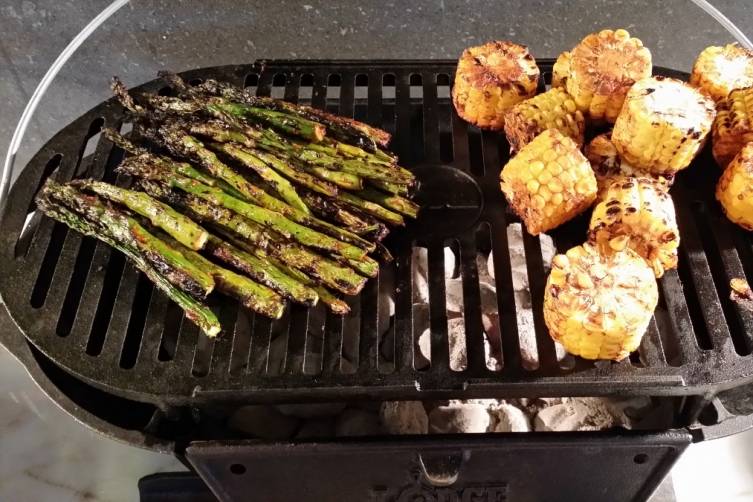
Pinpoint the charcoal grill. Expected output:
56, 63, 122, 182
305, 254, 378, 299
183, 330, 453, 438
3, 59, 753, 502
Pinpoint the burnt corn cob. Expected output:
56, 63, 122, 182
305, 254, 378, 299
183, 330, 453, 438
565, 29, 652, 122
716, 142, 753, 230
551, 51, 571, 88
452, 41, 539, 130
543, 243, 658, 361
504, 87, 585, 151
585, 133, 673, 199
500, 129, 597, 235
612, 76, 716, 174
690, 43, 753, 103
589, 177, 679, 278
712, 86, 753, 168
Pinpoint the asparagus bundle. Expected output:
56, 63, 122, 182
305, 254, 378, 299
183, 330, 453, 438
33, 73, 419, 338
37, 180, 221, 337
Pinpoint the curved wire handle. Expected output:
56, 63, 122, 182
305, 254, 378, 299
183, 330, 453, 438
690, 0, 753, 50
0, 0, 130, 206
1, 0, 751, 206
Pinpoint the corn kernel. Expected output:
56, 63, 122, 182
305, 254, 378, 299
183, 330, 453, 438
500, 129, 597, 235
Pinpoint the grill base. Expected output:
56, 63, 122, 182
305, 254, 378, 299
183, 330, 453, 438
2, 60, 753, 408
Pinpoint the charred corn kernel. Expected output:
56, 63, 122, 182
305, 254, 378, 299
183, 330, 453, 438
452, 41, 539, 130
503, 87, 585, 151
566, 29, 652, 122
551, 50, 571, 88
585, 133, 673, 199
612, 76, 716, 174
716, 142, 753, 230
589, 177, 679, 278
712, 86, 753, 168
543, 243, 658, 361
500, 129, 597, 235
690, 43, 753, 103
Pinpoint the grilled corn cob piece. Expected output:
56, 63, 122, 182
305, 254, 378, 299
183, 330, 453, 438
551, 51, 571, 88
612, 76, 716, 174
690, 43, 753, 103
503, 87, 585, 151
543, 243, 658, 361
716, 142, 753, 230
452, 41, 539, 130
500, 129, 597, 235
566, 29, 652, 122
712, 86, 753, 168
585, 133, 673, 199
589, 177, 679, 277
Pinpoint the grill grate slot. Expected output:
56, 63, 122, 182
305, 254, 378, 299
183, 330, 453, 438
3, 61, 751, 405
157, 300, 184, 361
523, 232, 557, 370
86, 250, 127, 356
100, 263, 141, 364
119, 274, 154, 369
489, 219, 522, 372
693, 202, 753, 355
209, 298, 240, 376
135, 289, 170, 366
674, 189, 731, 353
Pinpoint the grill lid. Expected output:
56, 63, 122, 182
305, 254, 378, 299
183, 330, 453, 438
2, 60, 753, 407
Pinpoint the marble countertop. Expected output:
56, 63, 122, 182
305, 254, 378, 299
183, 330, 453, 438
0, 346, 183, 501
2, 1, 753, 500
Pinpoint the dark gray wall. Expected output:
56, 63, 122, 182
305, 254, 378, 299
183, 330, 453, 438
1, 0, 751, 175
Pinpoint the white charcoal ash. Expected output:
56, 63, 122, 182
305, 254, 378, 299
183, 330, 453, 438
445, 278, 498, 318
514, 293, 540, 370
429, 402, 491, 433
444, 246, 458, 278
412, 247, 430, 304
413, 303, 431, 369
533, 397, 633, 431
448, 317, 467, 371
335, 408, 383, 437
412, 246, 458, 305
228, 405, 300, 440
380, 401, 429, 434
487, 224, 555, 289
417, 318, 467, 370
489, 403, 532, 432
477, 252, 495, 289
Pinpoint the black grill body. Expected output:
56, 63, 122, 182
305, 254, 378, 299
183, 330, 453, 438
3, 60, 753, 502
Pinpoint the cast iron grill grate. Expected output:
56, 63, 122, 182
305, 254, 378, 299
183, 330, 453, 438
3, 60, 753, 407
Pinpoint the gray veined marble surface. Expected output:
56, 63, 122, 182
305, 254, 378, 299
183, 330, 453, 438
2, 1, 753, 501
0, 349, 184, 501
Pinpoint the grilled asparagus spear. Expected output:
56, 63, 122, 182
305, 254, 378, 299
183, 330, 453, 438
357, 187, 420, 219
102, 127, 219, 187
369, 179, 412, 196
336, 191, 405, 226
38, 180, 215, 300
300, 191, 381, 236
73, 179, 209, 250
158, 233, 286, 319
149, 125, 374, 252
209, 142, 310, 213
205, 235, 319, 306
221, 231, 351, 315
36, 193, 221, 337
160, 72, 390, 151
139, 181, 367, 296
